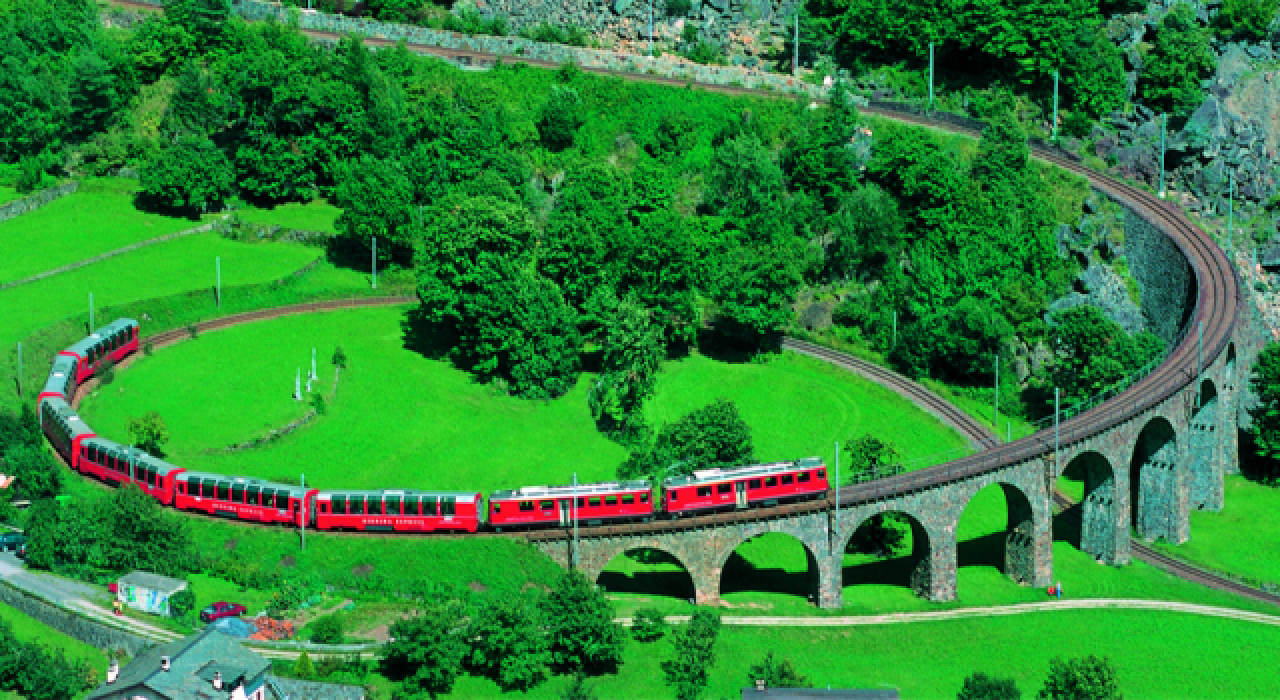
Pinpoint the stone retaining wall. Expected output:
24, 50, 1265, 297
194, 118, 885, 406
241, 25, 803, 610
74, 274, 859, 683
0, 580, 152, 656
0, 182, 79, 224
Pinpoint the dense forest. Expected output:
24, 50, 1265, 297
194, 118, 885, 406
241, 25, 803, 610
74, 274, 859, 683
1, 0, 1167, 472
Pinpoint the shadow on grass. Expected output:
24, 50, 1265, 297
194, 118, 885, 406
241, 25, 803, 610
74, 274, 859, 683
597, 549, 695, 601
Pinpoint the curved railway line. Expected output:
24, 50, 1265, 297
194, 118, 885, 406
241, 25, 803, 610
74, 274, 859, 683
78, 4, 1263, 603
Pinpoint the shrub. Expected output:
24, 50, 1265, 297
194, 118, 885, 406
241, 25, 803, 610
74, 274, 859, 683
960, 671, 1021, 700
169, 585, 196, 619
332, 345, 347, 368
631, 608, 667, 642
293, 650, 315, 679
14, 156, 44, 194
667, 0, 691, 16
310, 613, 345, 644
311, 393, 327, 416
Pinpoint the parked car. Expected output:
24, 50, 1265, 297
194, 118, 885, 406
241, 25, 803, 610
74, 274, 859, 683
0, 532, 25, 552
14, 543, 26, 560
199, 602, 246, 623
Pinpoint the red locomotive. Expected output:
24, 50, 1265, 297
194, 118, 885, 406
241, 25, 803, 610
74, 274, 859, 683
59, 319, 139, 385
39, 397, 95, 470
312, 490, 483, 533
77, 438, 186, 505
174, 471, 316, 527
662, 457, 828, 516
488, 480, 654, 530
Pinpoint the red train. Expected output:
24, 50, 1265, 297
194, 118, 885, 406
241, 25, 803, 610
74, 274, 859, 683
38, 318, 833, 536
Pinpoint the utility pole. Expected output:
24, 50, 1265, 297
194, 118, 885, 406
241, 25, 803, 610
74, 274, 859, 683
300, 473, 306, 552
15, 343, 21, 397
1228, 171, 1234, 255
572, 472, 579, 569
891, 311, 897, 350
1158, 113, 1168, 198
649, 0, 654, 57
1054, 388, 1060, 467
216, 257, 221, 308
89, 293, 95, 333
371, 237, 377, 290
834, 442, 839, 513
793, 14, 799, 76
1197, 320, 1204, 409
1052, 70, 1059, 142
994, 355, 999, 439
928, 42, 934, 111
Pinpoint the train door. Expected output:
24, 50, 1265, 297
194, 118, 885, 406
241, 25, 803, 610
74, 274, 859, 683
734, 481, 747, 509
559, 499, 571, 526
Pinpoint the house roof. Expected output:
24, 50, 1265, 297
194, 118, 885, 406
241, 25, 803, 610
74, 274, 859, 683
118, 571, 188, 594
87, 626, 269, 700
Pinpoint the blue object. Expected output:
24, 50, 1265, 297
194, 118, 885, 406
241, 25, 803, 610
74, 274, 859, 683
213, 616, 257, 638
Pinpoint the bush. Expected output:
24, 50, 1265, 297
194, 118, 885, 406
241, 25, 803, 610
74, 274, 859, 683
332, 345, 347, 368
1037, 656, 1120, 700
631, 608, 667, 642
310, 613, 345, 644
138, 136, 235, 215
960, 671, 1021, 700
14, 156, 44, 194
687, 40, 723, 65
169, 585, 196, 619
311, 393, 327, 416
538, 86, 585, 150
831, 298, 869, 329
667, 0, 691, 16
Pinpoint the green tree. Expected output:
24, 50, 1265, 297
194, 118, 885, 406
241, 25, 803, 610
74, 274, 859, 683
293, 650, 316, 679
1037, 656, 1121, 700
2, 444, 61, 501
138, 136, 234, 214
630, 608, 667, 642
1061, 27, 1126, 124
711, 243, 804, 346
844, 434, 901, 478
163, 0, 230, 47
651, 112, 700, 159
169, 585, 196, 620
748, 651, 811, 688
68, 48, 121, 141
98, 484, 193, 576
21, 500, 59, 571
560, 673, 598, 700
335, 156, 415, 264
782, 109, 858, 212
454, 259, 582, 399
960, 672, 1021, 699
469, 592, 551, 691
1049, 306, 1162, 402
705, 133, 785, 223
827, 184, 905, 280
1248, 343, 1280, 468
1139, 5, 1215, 117
126, 412, 170, 456
617, 210, 699, 347
589, 297, 665, 434
160, 62, 222, 137
661, 608, 721, 700
1215, 0, 1276, 41
538, 85, 584, 150
620, 399, 755, 481
380, 600, 470, 697
541, 570, 623, 673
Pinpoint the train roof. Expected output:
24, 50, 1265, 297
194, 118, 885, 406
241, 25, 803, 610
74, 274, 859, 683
316, 490, 480, 503
663, 457, 825, 487
62, 319, 139, 357
490, 479, 651, 500
40, 357, 77, 394
40, 397, 95, 439
81, 437, 184, 476
178, 471, 311, 495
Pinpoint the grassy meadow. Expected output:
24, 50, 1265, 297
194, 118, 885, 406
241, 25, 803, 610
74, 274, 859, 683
1153, 475, 1280, 586
0, 603, 109, 699
77, 305, 968, 493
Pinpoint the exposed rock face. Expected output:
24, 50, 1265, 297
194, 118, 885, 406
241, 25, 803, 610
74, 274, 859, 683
1050, 263, 1145, 334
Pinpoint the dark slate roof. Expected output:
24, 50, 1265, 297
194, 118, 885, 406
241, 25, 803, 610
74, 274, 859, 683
269, 677, 366, 700
87, 626, 270, 700
741, 688, 900, 700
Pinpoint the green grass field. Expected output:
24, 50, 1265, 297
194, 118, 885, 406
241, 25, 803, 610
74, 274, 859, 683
235, 198, 342, 234
0, 178, 216, 285
1153, 475, 1280, 586
77, 306, 968, 494
0, 603, 108, 698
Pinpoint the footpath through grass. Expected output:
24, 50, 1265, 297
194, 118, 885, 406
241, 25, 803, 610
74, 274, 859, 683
0, 178, 216, 285
78, 306, 967, 493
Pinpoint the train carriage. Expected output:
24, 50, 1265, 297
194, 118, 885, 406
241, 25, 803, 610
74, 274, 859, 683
488, 480, 654, 530
59, 319, 140, 385
76, 438, 185, 505
662, 457, 828, 516
173, 471, 315, 526
39, 398, 95, 469
312, 490, 484, 533
38, 356, 79, 403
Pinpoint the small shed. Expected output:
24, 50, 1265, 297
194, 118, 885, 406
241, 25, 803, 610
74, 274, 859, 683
117, 571, 188, 617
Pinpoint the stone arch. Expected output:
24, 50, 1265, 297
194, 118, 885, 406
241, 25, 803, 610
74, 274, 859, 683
719, 531, 823, 605
841, 510, 934, 598
1130, 416, 1182, 541
595, 546, 696, 601
956, 481, 1042, 587
1059, 451, 1122, 564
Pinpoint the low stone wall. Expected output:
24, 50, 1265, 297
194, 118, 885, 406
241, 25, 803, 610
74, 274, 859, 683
0, 182, 79, 224
0, 580, 152, 657
233, 0, 830, 99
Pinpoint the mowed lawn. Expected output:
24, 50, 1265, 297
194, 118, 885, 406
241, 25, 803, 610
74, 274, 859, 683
78, 306, 965, 494
235, 198, 342, 234
0, 232, 322, 349
0, 178, 215, 285
1153, 475, 1280, 585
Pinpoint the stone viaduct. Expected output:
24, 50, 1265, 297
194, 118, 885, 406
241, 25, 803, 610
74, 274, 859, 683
532, 170, 1263, 610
